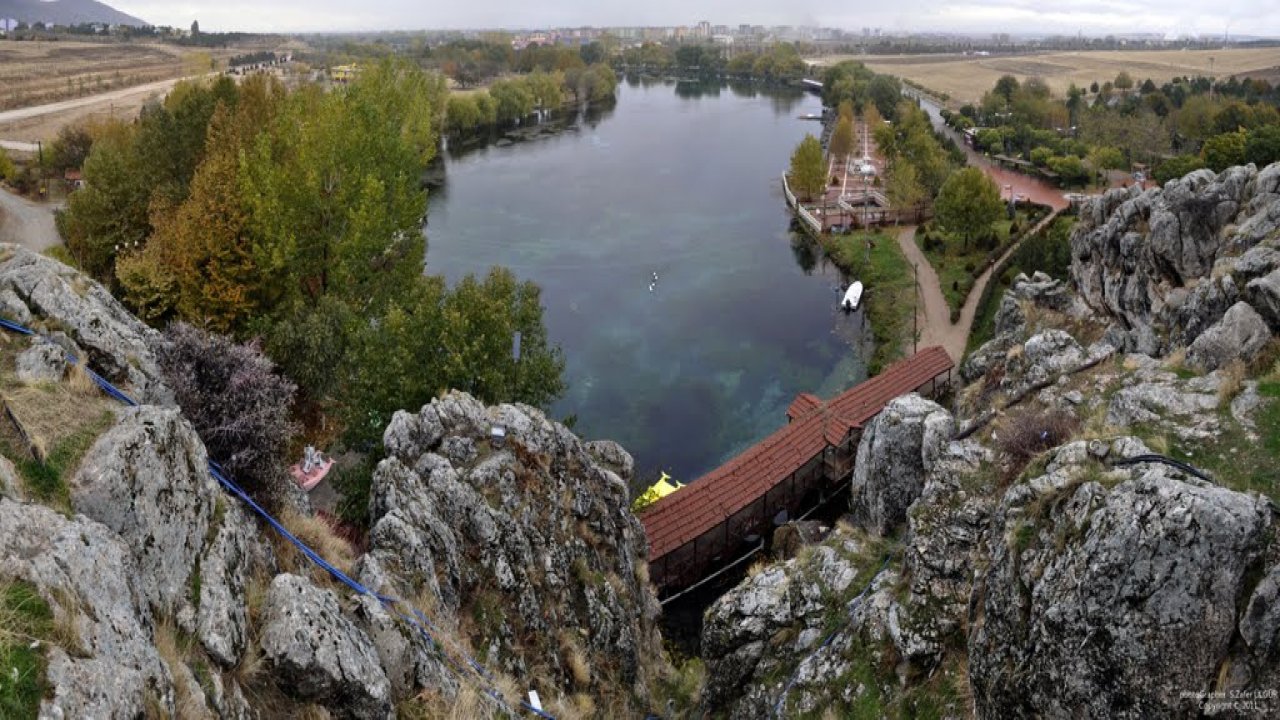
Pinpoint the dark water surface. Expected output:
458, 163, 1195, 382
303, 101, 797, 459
425, 78, 870, 483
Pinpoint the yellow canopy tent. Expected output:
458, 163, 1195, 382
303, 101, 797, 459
631, 472, 682, 513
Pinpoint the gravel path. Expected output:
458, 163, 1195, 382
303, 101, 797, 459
0, 187, 62, 251
896, 209, 1061, 362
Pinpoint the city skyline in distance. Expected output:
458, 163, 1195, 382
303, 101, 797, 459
102, 0, 1279, 39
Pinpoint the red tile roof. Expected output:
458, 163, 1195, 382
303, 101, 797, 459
640, 347, 952, 561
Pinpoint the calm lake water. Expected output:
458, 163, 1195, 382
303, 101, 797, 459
425, 77, 871, 483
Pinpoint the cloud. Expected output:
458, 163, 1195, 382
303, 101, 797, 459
108, 0, 1278, 36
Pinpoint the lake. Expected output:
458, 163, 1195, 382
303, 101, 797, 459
425, 77, 871, 484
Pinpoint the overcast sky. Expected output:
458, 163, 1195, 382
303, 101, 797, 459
109, 0, 1278, 37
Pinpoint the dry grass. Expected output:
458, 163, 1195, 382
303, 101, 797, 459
44, 586, 88, 659
1218, 360, 1248, 403
276, 509, 357, 579
559, 630, 592, 688
67, 360, 97, 396
234, 575, 271, 689
154, 616, 215, 720
633, 560, 650, 587
812, 47, 1280, 105
1, 377, 114, 455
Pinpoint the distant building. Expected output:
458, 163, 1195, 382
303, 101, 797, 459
331, 65, 359, 83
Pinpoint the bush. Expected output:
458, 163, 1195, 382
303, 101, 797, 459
998, 409, 1080, 477
157, 322, 298, 505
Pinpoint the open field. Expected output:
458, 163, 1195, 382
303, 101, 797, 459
0, 75, 193, 144
0, 40, 206, 110
811, 48, 1280, 105
0, 38, 299, 143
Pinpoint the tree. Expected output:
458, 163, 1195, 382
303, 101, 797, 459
994, 74, 1020, 104
60, 120, 151, 279
47, 124, 94, 174
1202, 130, 1248, 171
1153, 155, 1206, 184
1245, 125, 1280, 168
240, 59, 436, 315
885, 161, 925, 213
788, 134, 826, 201
0, 147, 13, 181
1047, 154, 1088, 185
1089, 81, 1099, 94
1114, 71, 1134, 91
867, 74, 902, 121
190, 20, 200, 37
934, 167, 1002, 250
838, 99, 854, 123
829, 116, 855, 161
1086, 146, 1126, 185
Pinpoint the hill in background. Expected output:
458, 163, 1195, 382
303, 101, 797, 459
0, 0, 147, 27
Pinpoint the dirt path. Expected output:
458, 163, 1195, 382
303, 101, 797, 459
0, 77, 189, 127
898, 210, 1061, 362
0, 75, 207, 145
0, 188, 61, 252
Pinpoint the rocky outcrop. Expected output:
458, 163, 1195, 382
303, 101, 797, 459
891, 439, 992, 664
849, 393, 953, 536
1247, 268, 1280, 330
0, 244, 171, 404
969, 440, 1280, 719
1104, 359, 1226, 441
1071, 164, 1280, 355
70, 406, 257, 668
962, 272, 1088, 384
15, 339, 66, 383
1186, 301, 1271, 371
0, 498, 169, 718
701, 537, 876, 719
702, 401, 981, 719
359, 391, 664, 700
260, 574, 393, 720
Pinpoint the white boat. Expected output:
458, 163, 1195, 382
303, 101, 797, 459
841, 281, 864, 311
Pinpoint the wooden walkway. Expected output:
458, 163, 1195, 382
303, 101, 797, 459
640, 347, 955, 596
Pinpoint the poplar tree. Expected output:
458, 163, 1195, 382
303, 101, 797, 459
788, 134, 826, 201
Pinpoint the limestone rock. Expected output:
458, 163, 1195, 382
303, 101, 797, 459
893, 440, 993, 664
69, 406, 254, 667
364, 391, 662, 698
1246, 267, 1280, 330
1105, 369, 1222, 441
969, 461, 1278, 719
0, 453, 20, 501
0, 244, 171, 404
1070, 163, 1280, 354
850, 394, 954, 536
0, 499, 169, 719
15, 339, 66, 383
1186, 301, 1272, 371
260, 574, 393, 719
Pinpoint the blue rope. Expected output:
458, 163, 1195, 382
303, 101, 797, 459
0, 316, 556, 719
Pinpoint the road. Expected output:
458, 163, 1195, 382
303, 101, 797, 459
0, 76, 188, 127
0, 187, 62, 251
897, 210, 1061, 363
0, 140, 39, 153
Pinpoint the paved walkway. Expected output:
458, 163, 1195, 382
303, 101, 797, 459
897, 209, 1061, 362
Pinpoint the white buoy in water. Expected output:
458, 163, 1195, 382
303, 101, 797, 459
841, 281, 864, 311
